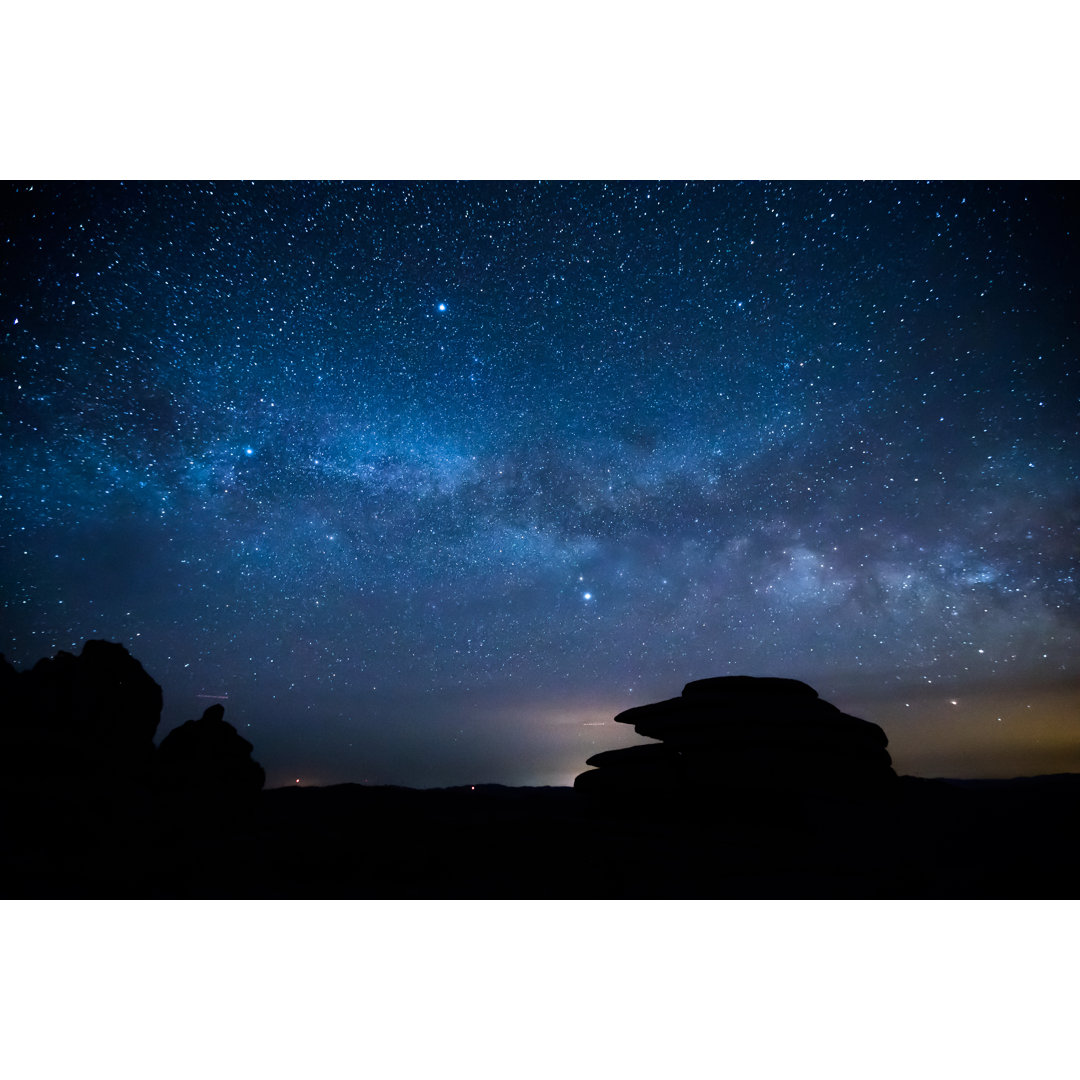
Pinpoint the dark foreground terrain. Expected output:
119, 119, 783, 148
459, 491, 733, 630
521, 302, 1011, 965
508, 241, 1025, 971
3, 773, 1079, 898
4, 645, 1077, 897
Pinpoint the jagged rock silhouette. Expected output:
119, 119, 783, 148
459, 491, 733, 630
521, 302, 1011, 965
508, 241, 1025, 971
574, 675, 896, 802
2, 644, 268, 894
0, 641, 162, 788
155, 704, 265, 797
0, 643, 264, 799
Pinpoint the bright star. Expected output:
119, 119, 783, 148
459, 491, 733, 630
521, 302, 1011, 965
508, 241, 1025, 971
437, 302, 447, 312
583, 592, 592, 601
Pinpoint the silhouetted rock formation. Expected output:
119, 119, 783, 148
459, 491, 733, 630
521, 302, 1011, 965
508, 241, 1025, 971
0, 641, 162, 789
574, 676, 896, 804
0, 641, 265, 809
1, 644, 272, 893
156, 704, 265, 797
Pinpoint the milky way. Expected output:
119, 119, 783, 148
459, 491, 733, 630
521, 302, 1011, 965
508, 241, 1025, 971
2, 181, 1077, 786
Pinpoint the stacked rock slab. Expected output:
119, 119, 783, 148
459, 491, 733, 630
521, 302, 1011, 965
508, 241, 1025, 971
574, 676, 896, 802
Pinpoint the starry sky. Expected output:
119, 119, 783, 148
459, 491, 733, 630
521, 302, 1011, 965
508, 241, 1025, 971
2, 181, 1077, 787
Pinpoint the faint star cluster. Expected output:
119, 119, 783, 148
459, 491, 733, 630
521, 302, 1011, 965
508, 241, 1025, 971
1, 181, 1077, 786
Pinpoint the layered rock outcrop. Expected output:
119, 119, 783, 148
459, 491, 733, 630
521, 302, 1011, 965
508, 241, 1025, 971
574, 676, 896, 802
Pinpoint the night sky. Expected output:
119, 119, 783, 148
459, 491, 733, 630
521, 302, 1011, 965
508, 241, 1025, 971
2, 181, 1077, 787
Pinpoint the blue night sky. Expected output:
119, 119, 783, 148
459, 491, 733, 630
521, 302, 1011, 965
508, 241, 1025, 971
2, 181, 1077, 786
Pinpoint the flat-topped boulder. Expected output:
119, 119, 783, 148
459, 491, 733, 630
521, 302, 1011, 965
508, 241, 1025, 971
682, 676, 818, 700
575, 675, 896, 804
